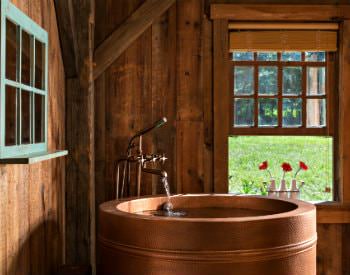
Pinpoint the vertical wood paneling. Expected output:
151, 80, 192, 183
342, 224, 350, 274
176, 0, 207, 193
96, 0, 146, 204
94, 0, 211, 201
0, 166, 8, 275
63, 0, 95, 271
176, 121, 204, 193
201, 15, 213, 193
151, 6, 177, 193
176, 0, 203, 122
66, 77, 91, 265
0, 0, 66, 274
339, 20, 350, 202
94, 73, 107, 210
213, 19, 229, 193
317, 224, 343, 275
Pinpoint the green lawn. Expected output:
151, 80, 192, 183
228, 136, 333, 201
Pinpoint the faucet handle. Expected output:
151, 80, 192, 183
160, 154, 167, 164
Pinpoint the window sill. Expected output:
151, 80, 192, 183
0, 150, 68, 164
316, 202, 350, 224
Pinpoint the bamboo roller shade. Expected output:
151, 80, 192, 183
230, 30, 337, 52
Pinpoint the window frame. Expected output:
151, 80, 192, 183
230, 51, 336, 136
211, 5, 350, 211
0, 0, 48, 158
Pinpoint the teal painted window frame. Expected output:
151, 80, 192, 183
0, 0, 48, 158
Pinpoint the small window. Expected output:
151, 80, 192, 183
0, 0, 48, 158
231, 51, 333, 136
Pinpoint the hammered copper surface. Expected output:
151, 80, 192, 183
98, 194, 317, 275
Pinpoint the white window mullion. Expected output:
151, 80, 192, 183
30, 35, 35, 144
16, 25, 21, 145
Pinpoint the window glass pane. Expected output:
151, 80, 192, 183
6, 19, 18, 81
257, 52, 277, 61
5, 86, 17, 146
35, 40, 45, 89
35, 94, 45, 143
283, 98, 302, 127
234, 66, 254, 95
21, 90, 31, 144
21, 30, 32, 86
281, 52, 302, 61
234, 98, 254, 127
307, 67, 325, 96
305, 52, 326, 62
228, 136, 333, 202
258, 98, 278, 127
258, 66, 278, 95
232, 52, 254, 61
307, 99, 326, 127
283, 66, 302, 95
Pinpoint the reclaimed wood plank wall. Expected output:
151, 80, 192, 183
0, 0, 66, 275
94, 1, 350, 275
94, 0, 213, 207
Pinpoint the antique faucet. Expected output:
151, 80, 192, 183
115, 117, 168, 199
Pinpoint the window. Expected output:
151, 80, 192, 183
0, 0, 48, 158
225, 23, 340, 201
229, 49, 336, 201
231, 51, 334, 135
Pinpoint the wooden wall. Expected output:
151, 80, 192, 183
94, 0, 213, 207
93, 1, 350, 275
0, 1, 66, 275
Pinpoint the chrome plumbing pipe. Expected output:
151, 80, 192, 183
115, 118, 168, 199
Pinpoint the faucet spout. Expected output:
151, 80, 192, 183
142, 167, 167, 178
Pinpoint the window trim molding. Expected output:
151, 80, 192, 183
0, 0, 49, 158
210, 4, 350, 21
212, 4, 350, 204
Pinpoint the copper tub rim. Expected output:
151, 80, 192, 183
101, 193, 315, 223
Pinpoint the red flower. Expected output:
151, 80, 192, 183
299, 161, 308, 171
281, 162, 292, 172
259, 161, 268, 170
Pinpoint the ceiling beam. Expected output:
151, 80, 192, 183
54, 0, 79, 78
211, 4, 350, 21
93, 0, 175, 80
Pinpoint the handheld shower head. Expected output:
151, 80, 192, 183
127, 117, 168, 150
134, 117, 167, 138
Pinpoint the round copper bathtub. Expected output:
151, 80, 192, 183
98, 194, 316, 275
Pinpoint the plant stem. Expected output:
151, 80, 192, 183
267, 169, 272, 179
294, 168, 301, 178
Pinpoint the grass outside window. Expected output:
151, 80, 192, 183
228, 136, 333, 202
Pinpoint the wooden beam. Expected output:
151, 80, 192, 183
211, 4, 350, 21
93, 0, 175, 80
317, 204, 350, 224
56, 0, 96, 273
213, 20, 229, 193
54, 0, 79, 78
338, 20, 350, 202
228, 22, 339, 30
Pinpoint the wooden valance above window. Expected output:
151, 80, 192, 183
229, 23, 338, 52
